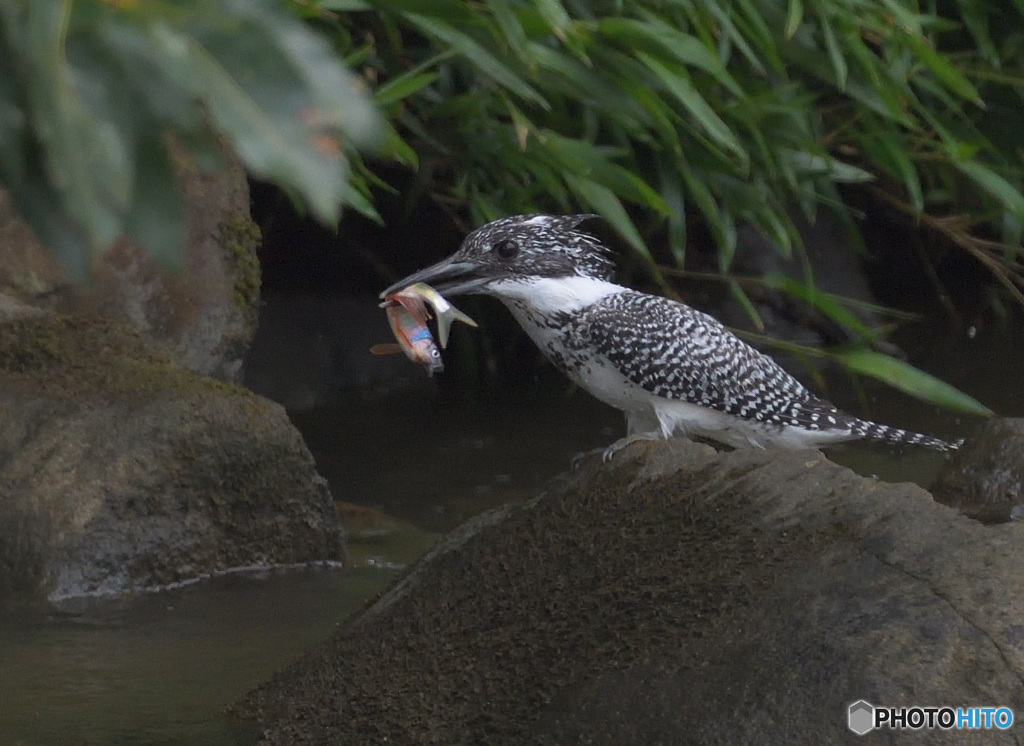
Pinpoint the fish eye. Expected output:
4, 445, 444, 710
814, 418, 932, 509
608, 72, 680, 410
494, 239, 519, 259
431, 348, 441, 358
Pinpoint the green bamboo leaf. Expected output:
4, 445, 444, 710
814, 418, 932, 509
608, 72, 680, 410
540, 131, 670, 214
149, 24, 349, 226
840, 30, 914, 123
317, 0, 371, 9
656, 159, 687, 268
379, 123, 418, 168
817, 13, 847, 90
749, 207, 793, 260
875, 0, 921, 33
784, 0, 803, 40
565, 174, 670, 293
564, 172, 648, 259
374, 72, 438, 107
858, 132, 923, 212
837, 349, 993, 416
735, 0, 783, 69
598, 17, 744, 96
905, 34, 983, 105
762, 272, 875, 339
265, 9, 380, 146
957, 1, 999, 64
405, 13, 548, 109
26, 2, 125, 252
1002, 213, 1022, 253
529, 43, 652, 132
956, 160, 1024, 224
680, 163, 728, 257
717, 206, 737, 272
787, 151, 874, 182
705, 2, 767, 74
532, 0, 571, 38
125, 132, 183, 269
636, 51, 748, 171
502, 96, 533, 150
341, 177, 382, 222
728, 279, 764, 332
470, 191, 502, 224
483, 0, 531, 62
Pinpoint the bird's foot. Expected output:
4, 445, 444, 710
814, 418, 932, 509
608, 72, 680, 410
571, 434, 662, 470
571, 446, 604, 471
602, 433, 660, 462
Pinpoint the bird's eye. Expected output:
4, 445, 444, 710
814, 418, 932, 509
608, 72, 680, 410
494, 239, 519, 259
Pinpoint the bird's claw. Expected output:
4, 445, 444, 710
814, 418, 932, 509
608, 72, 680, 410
571, 447, 603, 471
572, 434, 660, 470
601, 433, 658, 462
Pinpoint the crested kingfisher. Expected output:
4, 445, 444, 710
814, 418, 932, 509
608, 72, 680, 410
381, 214, 960, 458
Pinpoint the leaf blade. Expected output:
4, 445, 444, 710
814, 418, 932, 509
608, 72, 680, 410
837, 349, 993, 416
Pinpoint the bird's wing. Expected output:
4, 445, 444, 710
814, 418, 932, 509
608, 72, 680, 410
577, 291, 848, 429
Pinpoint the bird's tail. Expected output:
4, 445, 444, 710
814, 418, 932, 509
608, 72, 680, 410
849, 418, 962, 452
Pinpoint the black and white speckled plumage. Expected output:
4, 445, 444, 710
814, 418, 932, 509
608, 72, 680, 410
560, 290, 955, 450
387, 214, 959, 454
574, 291, 826, 423
450, 213, 617, 284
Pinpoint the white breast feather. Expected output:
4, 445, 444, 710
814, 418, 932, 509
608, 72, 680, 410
487, 276, 623, 315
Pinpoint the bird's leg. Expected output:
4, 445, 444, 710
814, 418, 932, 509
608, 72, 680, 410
600, 432, 660, 462
601, 409, 666, 462
571, 410, 665, 469
570, 438, 653, 470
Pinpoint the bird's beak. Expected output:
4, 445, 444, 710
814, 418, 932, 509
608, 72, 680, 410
379, 255, 491, 299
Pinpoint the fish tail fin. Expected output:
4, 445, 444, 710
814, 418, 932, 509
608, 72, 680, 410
449, 307, 478, 328
436, 308, 478, 348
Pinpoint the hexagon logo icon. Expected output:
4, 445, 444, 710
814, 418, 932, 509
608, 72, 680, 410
849, 700, 874, 735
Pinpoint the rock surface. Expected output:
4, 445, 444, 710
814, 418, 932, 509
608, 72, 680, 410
240, 437, 1024, 745
0, 143, 260, 383
932, 418, 1024, 523
0, 315, 343, 601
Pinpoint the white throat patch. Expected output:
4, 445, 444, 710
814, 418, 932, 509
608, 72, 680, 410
486, 275, 624, 314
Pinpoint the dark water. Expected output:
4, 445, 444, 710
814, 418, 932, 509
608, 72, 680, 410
0, 567, 395, 745
1, 320, 1020, 744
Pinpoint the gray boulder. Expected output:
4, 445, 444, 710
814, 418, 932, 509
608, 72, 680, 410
240, 437, 1024, 745
0, 141, 261, 384
932, 418, 1024, 523
0, 315, 343, 601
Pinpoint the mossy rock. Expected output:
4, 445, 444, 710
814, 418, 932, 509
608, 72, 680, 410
0, 314, 342, 600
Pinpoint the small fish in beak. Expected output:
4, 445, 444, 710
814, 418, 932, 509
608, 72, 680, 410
383, 283, 478, 348
370, 283, 478, 375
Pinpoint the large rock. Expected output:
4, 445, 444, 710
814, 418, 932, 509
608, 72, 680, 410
932, 418, 1024, 523
0, 143, 260, 383
239, 438, 1024, 744
0, 315, 343, 601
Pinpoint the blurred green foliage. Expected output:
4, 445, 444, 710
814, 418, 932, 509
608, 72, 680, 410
320, 0, 1024, 305
0, 0, 1017, 415
0, 0, 379, 278
303, 0, 1023, 413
